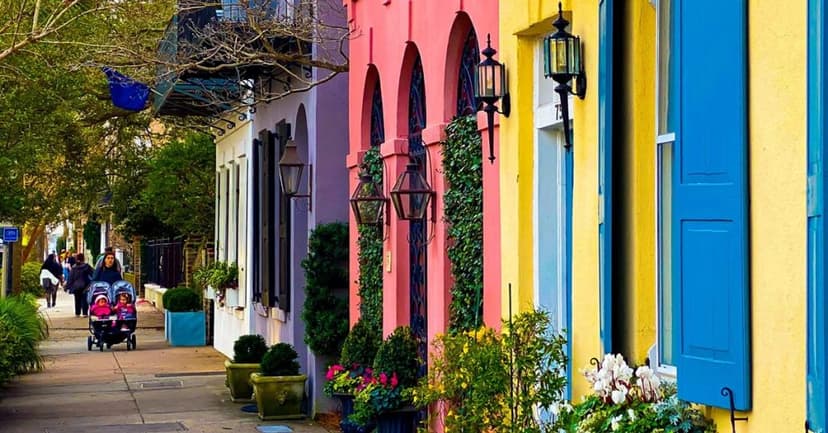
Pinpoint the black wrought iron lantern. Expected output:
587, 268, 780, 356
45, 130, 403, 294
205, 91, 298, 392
475, 33, 510, 164
390, 161, 434, 221
278, 139, 312, 209
543, 2, 587, 148
350, 170, 388, 225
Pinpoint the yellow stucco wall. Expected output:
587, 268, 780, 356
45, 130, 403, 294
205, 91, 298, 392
499, 0, 601, 398
502, 0, 807, 430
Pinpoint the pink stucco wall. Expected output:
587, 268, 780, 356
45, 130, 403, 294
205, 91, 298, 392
345, 0, 502, 345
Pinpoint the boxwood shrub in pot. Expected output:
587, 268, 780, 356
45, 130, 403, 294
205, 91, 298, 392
162, 287, 205, 346
225, 334, 268, 402
250, 343, 307, 420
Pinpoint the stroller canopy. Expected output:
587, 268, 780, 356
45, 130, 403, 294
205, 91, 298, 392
86, 281, 111, 305
111, 280, 136, 304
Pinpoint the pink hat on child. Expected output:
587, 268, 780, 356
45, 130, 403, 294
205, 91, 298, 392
94, 295, 107, 303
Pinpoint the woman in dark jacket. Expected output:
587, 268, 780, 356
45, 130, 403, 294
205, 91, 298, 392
66, 253, 94, 317
40, 253, 64, 308
91, 251, 122, 285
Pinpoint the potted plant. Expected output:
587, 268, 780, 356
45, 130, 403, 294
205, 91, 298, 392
553, 354, 716, 433
225, 334, 268, 402
250, 342, 307, 420
162, 287, 205, 346
351, 326, 421, 433
326, 318, 382, 433
207, 261, 238, 306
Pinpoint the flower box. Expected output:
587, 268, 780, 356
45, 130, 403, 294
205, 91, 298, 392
375, 407, 418, 433
165, 310, 206, 346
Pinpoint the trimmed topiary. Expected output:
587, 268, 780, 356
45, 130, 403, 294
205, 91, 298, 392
233, 334, 268, 364
163, 287, 202, 312
261, 343, 301, 377
340, 318, 381, 368
373, 326, 420, 388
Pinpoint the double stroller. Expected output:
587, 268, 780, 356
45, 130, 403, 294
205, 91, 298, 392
86, 280, 138, 351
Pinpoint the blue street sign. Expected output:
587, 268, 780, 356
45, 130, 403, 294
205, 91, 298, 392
3, 227, 19, 242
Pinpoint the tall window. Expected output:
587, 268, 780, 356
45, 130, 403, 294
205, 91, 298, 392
408, 55, 428, 373
370, 79, 385, 148
655, 0, 675, 372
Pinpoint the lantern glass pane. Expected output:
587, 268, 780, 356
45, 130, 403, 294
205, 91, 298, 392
572, 37, 582, 73
543, 37, 552, 77
354, 199, 384, 225
493, 64, 503, 98
279, 164, 303, 195
391, 167, 432, 220
555, 39, 568, 73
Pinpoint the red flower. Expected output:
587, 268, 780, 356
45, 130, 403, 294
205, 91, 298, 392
390, 373, 399, 388
379, 372, 388, 385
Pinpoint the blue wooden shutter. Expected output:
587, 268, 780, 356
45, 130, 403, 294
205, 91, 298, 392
673, 0, 751, 411
598, 0, 614, 355
808, 0, 827, 430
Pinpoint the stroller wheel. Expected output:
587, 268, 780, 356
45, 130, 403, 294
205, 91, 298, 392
87, 336, 92, 351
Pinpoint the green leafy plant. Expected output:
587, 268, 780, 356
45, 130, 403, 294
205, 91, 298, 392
0, 294, 48, 384
162, 287, 202, 312
357, 148, 383, 331
553, 357, 716, 433
301, 222, 349, 358
20, 261, 44, 297
373, 326, 420, 389
233, 334, 268, 364
350, 326, 421, 427
502, 310, 569, 433
340, 318, 382, 369
442, 115, 483, 331
412, 327, 509, 433
323, 364, 371, 397
260, 343, 301, 376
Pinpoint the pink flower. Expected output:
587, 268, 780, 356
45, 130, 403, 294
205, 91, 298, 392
326, 364, 344, 381
379, 372, 388, 385
390, 373, 399, 388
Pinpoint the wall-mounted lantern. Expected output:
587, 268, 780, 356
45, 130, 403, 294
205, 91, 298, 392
543, 2, 587, 148
278, 139, 313, 211
350, 169, 388, 226
475, 33, 510, 164
390, 160, 435, 221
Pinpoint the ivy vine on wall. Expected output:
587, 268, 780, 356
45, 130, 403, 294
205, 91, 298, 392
443, 115, 484, 331
357, 148, 384, 331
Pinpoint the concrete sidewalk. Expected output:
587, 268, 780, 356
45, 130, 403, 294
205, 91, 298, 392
0, 290, 334, 433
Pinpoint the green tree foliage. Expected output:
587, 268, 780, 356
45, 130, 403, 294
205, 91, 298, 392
301, 222, 349, 358
141, 133, 216, 239
20, 262, 45, 297
443, 115, 484, 331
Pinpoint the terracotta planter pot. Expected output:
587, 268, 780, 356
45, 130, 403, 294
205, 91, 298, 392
249, 372, 307, 420
224, 360, 259, 402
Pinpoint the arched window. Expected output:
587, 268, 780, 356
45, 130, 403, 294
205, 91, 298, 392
408, 55, 428, 371
370, 81, 385, 148
457, 29, 480, 117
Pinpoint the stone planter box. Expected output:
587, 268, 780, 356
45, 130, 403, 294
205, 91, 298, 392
250, 373, 307, 420
224, 360, 259, 402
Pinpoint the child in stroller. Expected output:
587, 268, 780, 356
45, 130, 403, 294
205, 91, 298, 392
86, 281, 138, 351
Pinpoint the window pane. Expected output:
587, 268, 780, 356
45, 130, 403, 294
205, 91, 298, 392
659, 143, 673, 365
657, 0, 672, 135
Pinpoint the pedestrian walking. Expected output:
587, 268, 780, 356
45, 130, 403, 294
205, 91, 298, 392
66, 253, 93, 317
39, 253, 63, 308
94, 246, 123, 274
92, 251, 122, 285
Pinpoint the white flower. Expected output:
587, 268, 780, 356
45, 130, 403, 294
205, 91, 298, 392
627, 408, 636, 421
610, 415, 623, 431
611, 389, 627, 404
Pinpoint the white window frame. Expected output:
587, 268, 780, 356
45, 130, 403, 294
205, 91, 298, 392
654, 0, 677, 378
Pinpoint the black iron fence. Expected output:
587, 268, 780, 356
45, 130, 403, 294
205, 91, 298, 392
143, 239, 184, 289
